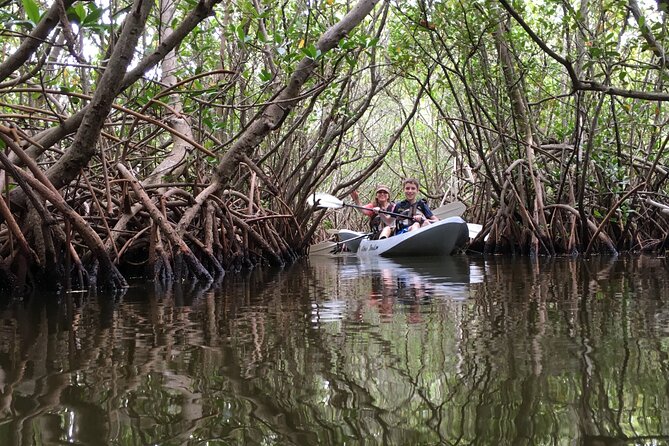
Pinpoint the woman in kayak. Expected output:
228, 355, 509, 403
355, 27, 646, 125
351, 185, 395, 239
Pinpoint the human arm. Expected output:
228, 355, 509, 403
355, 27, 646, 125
350, 190, 362, 206
378, 208, 395, 226
361, 203, 375, 218
351, 191, 376, 217
418, 201, 438, 223
427, 209, 439, 222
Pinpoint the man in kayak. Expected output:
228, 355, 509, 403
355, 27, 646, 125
351, 185, 395, 239
392, 178, 439, 233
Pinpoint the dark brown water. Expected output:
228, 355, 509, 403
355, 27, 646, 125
0, 255, 668, 445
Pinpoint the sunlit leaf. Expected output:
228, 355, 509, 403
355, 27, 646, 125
22, 0, 40, 24
259, 69, 272, 82
74, 4, 86, 21
82, 5, 104, 26
302, 43, 320, 59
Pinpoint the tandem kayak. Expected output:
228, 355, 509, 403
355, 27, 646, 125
356, 216, 469, 257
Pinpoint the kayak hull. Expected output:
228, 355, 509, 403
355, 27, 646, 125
357, 217, 468, 257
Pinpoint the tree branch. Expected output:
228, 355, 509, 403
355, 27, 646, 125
498, 0, 669, 101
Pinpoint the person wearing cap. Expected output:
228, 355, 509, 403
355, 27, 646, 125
350, 185, 395, 239
392, 178, 438, 233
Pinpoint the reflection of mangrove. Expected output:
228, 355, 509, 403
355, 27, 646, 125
0, 257, 667, 444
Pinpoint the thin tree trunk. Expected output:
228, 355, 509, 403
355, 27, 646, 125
12, 0, 223, 167
177, 0, 383, 231
42, 0, 154, 190
494, 19, 552, 255
143, 0, 195, 187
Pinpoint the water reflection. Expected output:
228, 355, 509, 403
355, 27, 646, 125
310, 255, 482, 325
0, 256, 668, 445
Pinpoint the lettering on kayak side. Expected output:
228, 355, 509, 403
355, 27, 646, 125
359, 245, 379, 252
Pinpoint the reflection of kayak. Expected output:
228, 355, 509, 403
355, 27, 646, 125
372, 256, 480, 300
334, 255, 483, 300
357, 217, 468, 257
360, 256, 484, 284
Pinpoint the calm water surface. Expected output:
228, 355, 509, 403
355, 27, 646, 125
0, 255, 668, 445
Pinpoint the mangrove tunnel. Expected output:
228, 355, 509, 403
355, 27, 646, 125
0, 0, 668, 293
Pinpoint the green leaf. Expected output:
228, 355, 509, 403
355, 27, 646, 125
302, 43, 320, 60
259, 68, 271, 82
589, 46, 602, 58
74, 4, 86, 21
82, 5, 104, 26
5, 20, 34, 30
236, 24, 246, 42
338, 38, 356, 50
22, 0, 41, 24
239, 0, 257, 17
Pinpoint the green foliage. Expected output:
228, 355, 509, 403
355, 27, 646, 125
21, 0, 41, 25
1, 0, 668, 249
301, 43, 321, 60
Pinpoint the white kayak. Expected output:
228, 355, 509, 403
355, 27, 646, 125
357, 216, 469, 257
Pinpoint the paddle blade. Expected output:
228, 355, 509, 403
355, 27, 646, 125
309, 241, 338, 255
307, 192, 344, 209
468, 223, 483, 239
433, 201, 467, 219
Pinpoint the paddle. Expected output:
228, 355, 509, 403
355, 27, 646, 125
309, 192, 467, 220
468, 223, 483, 239
433, 201, 467, 219
309, 240, 338, 255
309, 231, 373, 255
308, 192, 410, 219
